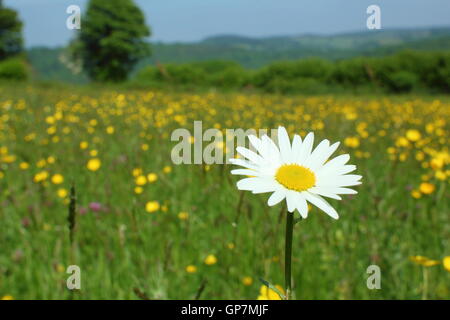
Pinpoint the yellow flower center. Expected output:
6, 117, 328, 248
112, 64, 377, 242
275, 164, 316, 192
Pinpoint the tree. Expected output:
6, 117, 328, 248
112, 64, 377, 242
0, 0, 24, 60
76, 0, 151, 82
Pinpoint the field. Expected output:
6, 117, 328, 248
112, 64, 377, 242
0, 84, 449, 299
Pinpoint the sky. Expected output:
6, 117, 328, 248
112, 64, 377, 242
5, 0, 450, 48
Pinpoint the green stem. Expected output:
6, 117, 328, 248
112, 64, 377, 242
284, 210, 294, 300
422, 267, 428, 300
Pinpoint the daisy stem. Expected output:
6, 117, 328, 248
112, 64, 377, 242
284, 209, 294, 300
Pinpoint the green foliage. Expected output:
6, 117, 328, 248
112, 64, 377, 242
252, 59, 333, 93
0, 4, 24, 60
385, 71, 419, 93
331, 58, 373, 86
132, 51, 450, 94
135, 60, 248, 89
0, 57, 28, 80
75, 0, 151, 82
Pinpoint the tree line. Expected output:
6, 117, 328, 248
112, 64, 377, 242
134, 51, 450, 93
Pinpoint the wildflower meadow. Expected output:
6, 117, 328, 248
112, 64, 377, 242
0, 83, 448, 299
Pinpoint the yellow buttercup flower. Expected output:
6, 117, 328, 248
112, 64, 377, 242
204, 254, 217, 265
344, 136, 360, 148
406, 129, 421, 142
51, 174, 64, 184
87, 158, 101, 171
19, 162, 29, 170
89, 149, 98, 157
145, 201, 160, 213
163, 166, 172, 174
419, 182, 435, 195
132, 168, 142, 177
242, 277, 253, 286
1, 295, 14, 300
257, 285, 285, 300
147, 173, 158, 183
134, 186, 143, 194
411, 190, 421, 199
435, 171, 446, 181
430, 157, 445, 170
443, 256, 450, 272
396, 137, 410, 148
185, 265, 197, 273
80, 141, 89, 149
34, 171, 49, 183
178, 211, 189, 220
135, 175, 147, 186
57, 188, 68, 198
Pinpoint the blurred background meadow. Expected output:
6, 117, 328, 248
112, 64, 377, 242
0, 0, 449, 300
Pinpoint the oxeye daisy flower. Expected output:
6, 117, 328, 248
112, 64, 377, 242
230, 126, 362, 300
230, 126, 362, 220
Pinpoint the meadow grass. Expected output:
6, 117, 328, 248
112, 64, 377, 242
0, 84, 448, 299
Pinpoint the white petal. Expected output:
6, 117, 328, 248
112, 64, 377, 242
229, 158, 259, 170
267, 190, 286, 206
303, 192, 339, 219
277, 126, 292, 163
304, 139, 329, 169
260, 135, 283, 171
309, 186, 342, 200
295, 193, 308, 218
319, 154, 350, 172
291, 134, 302, 160
319, 187, 358, 195
230, 169, 260, 176
262, 134, 281, 163
317, 164, 356, 178
249, 178, 279, 194
237, 147, 265, 164
248, 135, 266, 157
318, 174, 362, 187
309, 142, 340, 171
286, 191, 297, 213
296, 132, 314, 165
236, 177, 263, 191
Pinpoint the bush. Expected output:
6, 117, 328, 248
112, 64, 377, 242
330, 58, 373, 86
252, 58, 333, 89
135, 60, 248, 89
385, 71, 419, 93
0, 58, 28, 80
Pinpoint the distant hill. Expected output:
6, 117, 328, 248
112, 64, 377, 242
27, 27, 450, 83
